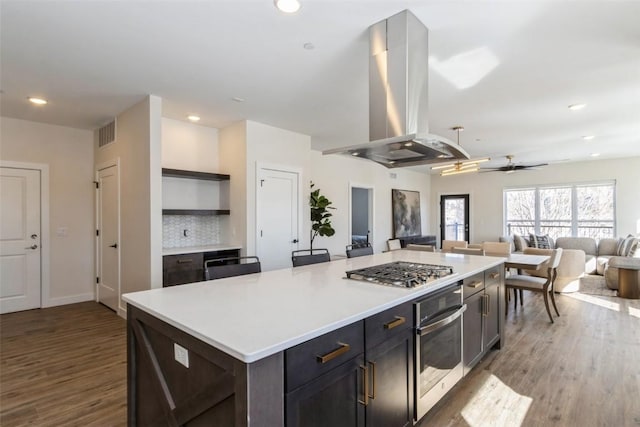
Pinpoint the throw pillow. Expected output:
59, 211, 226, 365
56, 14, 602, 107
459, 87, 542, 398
617, 234, 639, 257
529, 234, 552, 249
513, 234, 529, 252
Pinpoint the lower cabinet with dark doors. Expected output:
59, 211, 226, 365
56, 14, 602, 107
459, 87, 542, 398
285, 301, 414, 427
162, 249, 240, 287
462, 265, 503, 373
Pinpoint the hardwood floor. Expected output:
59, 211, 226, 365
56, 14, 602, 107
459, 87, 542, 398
1, 292, 639, 426
0, 302, 127, 426
418, 290, 640, 427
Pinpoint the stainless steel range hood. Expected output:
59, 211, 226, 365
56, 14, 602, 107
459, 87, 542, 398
323, 10, 470, 168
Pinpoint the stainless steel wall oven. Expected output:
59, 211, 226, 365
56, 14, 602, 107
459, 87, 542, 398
414, 282, 466, 420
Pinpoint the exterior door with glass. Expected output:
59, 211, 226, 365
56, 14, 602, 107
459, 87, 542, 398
440, 194, 470, 245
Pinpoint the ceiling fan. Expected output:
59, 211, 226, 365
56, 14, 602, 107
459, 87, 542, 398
480, 155, 548, 173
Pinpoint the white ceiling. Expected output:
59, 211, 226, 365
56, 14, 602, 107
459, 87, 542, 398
2, 0, 639, 171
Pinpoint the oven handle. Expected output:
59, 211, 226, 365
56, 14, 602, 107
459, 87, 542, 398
417, 304, 467, 336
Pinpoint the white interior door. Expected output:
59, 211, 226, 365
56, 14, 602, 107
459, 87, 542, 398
0, 167, 41, 313
256, 168, 299, 271
97, 164, 120, 312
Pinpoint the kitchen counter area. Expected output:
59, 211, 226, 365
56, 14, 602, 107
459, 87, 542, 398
125, 250, 505, 426
162, 244, 241, 256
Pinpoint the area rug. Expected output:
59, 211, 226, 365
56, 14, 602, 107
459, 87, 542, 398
578, 275, 617, 297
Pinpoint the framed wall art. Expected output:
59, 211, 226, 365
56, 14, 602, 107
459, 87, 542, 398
392, 189, 422, 238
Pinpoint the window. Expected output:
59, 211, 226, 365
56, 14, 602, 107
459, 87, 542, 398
504, 182, 615, 239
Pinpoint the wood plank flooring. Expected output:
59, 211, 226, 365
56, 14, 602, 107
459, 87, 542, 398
1, 292, 639, 426
0, 302, 127, 426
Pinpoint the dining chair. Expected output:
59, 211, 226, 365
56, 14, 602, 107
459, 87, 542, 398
292, 249, 331, 267
406, 244, 435, 252
442, 240, 468, 252
204, 256, 261, 280
451, 247, 485, 256
504, 247, 563, 323
482, 242, 511, 256
386, 239, 402, 251
483, 240, 518, 301
346, 243, 373, 258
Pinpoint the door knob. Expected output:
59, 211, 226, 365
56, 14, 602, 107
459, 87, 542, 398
25, 244, 38, 250
109, 243, 118, 249
31, 234, 38, 239
292, 239, 299, 243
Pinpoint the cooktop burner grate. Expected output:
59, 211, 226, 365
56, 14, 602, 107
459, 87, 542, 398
345, 261, 454, 288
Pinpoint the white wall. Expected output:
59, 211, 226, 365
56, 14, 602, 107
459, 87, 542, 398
94, 95, 163, 314
310, 150, 432, 255
161, 118, 219, 171
0, 117, 95, 306
430, 157, 640, 244
219, 121, 248, 250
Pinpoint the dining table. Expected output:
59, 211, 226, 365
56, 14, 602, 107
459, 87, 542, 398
500, 253, 550, 271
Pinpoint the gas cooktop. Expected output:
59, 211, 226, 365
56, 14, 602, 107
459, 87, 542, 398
345, 261, 455, 288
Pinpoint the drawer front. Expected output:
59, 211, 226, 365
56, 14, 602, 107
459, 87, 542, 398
484, 265, 502, 287
462, 272, 485, 299
285, 321, 364, 392
163, 253, 204, 271
365, 301, 413, 349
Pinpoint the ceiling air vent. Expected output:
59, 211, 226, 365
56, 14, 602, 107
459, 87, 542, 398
98, 120, 116, 147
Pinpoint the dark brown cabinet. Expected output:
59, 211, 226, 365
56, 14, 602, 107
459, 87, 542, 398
285, 302, 414, 427
162, 253, 204, 287
462, 266, 503, 373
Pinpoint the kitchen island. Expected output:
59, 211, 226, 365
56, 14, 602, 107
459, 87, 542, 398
124, 250, 505, 426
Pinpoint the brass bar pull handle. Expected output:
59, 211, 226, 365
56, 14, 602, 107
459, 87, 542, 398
490, 272, 500, 279
383, 316, 406, 330
368, 361, 376, 399
316, 342, 350, 364
467, 281, 483, 289
177, 259, 193, 264
486, 294, 491, 315
358, 365, 369, 406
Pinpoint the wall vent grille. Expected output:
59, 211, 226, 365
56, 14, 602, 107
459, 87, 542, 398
98, 120, 116, 147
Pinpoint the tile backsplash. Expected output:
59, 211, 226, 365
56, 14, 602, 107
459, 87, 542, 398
163, 215, 220, 248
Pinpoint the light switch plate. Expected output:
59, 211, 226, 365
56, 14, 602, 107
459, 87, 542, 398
174, 343, 189, 368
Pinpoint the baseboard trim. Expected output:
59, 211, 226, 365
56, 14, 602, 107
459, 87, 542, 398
43, 293, 95, 308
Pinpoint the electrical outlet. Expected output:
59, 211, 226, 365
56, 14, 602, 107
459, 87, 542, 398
174, 343, 189, 368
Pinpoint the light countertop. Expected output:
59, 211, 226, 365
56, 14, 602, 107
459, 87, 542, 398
124, 250, 504, 363
163, 244, 242, 256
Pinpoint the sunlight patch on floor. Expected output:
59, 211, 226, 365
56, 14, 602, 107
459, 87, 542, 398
461, 374, 532, 427
628, 306, 640, 319
565, 292, 620, 311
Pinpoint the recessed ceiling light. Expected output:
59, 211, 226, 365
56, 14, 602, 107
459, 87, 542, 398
274, 0, 300, 13
568, 103, 586, 111
591, 153, 601, 157
187, 115, 200, 122
28, 97, 47, 105
232, 97, 245, 103
582, 135, 595, 140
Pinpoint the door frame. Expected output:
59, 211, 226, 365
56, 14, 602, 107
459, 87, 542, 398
348, 182, 375, 249
0, 160, 50, 308
255, 161, 303, 258
439, 193, 470, 245
95, 159, 122, 314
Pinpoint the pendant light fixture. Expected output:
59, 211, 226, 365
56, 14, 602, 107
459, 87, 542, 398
431, 126, 489, 176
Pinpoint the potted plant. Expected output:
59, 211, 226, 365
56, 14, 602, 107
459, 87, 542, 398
310, 182, 335, 252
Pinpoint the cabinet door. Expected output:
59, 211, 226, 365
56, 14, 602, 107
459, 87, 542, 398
463, 290, 484, 373
162, 253, 204, 287
286, 355, 366, 427
483, 281, 500, 349
366, 329, 414, 427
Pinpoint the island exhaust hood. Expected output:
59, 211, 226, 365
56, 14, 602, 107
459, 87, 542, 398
323, 10, 470, 168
